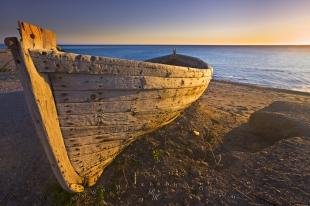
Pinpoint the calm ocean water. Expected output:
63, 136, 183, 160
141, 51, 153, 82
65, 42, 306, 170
1, 44, 310, 92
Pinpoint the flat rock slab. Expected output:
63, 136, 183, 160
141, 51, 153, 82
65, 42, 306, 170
249, 101, 310, 141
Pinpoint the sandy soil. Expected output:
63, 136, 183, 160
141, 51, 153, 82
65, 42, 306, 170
0, 71, 309, 205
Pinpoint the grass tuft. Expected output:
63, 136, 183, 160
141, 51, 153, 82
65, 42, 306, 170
45, 183, 75, 206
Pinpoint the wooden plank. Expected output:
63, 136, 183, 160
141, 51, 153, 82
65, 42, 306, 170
5, 34, 84, 192
61, 111, 180, 139
70, 146, 121, 163
30, 50, 212, 78
62, 112, 179, 154
85, 167, 104, 186
83, 158, 115, 185
18, 22, 57, 51
81, 155, 116, 179
64, 133, 132, 145
50, 73, 209, 91
61, 125, 144, 139
65, 136, 127, 148
67, 139, 124, 156
80, 140, 132, 177
59, 110, 181, 127
56, 88, 205, 115
80, 155, 117, 176
69, 113, 179, 178
53, 86, 205, 103
64, 116, 178, 167
71, 152, 117, 177
69, 147, 121, 174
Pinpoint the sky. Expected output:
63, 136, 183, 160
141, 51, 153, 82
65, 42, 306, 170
1, 0, 310, 45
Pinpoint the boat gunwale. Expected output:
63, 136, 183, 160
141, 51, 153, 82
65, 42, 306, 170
29, 49, 213, 77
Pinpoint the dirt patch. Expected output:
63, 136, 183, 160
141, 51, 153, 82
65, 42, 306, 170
222, 136, 310, 205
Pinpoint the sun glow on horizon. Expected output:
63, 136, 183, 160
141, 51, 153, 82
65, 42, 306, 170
57, 10, 310, 45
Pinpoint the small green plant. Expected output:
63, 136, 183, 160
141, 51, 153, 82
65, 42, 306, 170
46, 183, 75, 206
152, 149, 162, 162
96, 185, 107, 204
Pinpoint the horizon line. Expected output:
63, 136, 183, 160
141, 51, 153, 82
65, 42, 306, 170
1, 43, 310, 47
58, 44, 310, 46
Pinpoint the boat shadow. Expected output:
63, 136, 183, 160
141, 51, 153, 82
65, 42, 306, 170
0, 91, 55, 205
221, 123, 273, 153
221, 101, 310, 154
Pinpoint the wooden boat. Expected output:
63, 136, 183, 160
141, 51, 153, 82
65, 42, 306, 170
5, 22, 212, 192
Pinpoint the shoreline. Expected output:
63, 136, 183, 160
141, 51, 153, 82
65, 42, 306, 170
213, 79, 310, 96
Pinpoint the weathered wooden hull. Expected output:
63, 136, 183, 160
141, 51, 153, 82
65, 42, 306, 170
5, 22, 212, 192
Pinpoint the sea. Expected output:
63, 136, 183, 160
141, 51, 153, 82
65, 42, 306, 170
1, 44, 310, 93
